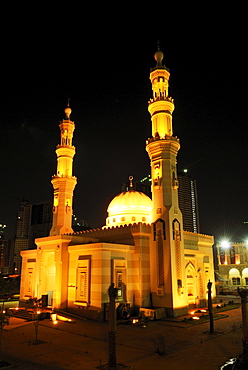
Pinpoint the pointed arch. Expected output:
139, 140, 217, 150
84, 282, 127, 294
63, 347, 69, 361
185, 261, 195, 278
185, 261, 196, 304
172, 218, 181, 240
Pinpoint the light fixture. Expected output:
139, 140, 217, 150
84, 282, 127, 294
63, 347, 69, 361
220, 240, 230, 248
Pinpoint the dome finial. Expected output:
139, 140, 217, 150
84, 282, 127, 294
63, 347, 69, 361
129, 175, 133, 189
64, 98, 72, 119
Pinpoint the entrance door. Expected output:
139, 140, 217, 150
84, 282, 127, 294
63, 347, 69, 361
46, 291, 53, 306
186, 262, 196, 305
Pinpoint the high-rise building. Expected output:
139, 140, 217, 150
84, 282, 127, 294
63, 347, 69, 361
178, 171, 200, 233
20, 48, 215, 319
0, 224, 7, 273
13, 200, 53, 273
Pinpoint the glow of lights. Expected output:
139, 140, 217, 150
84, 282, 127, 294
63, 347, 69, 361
132, 318, 139, 324
192, 316, 200, 320
200, 309, 207, 313
220, 240, 230, 248
53, 320, 58, 324
183, 169, 188, 173
215, 304, 222, 308
15, 307, 19, 310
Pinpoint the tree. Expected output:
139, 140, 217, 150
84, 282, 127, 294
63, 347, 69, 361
0, 311, 11, 362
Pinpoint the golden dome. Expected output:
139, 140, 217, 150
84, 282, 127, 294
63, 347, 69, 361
106, 190, 152, 227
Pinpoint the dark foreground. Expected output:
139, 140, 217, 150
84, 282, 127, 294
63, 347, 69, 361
1, 307, 244, 369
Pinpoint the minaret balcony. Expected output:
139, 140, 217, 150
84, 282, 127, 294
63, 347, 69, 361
148, 95, 174, 105
148, 98, 174, 117
146, 138, 180, 158
146, 134, 180, 145
56, 144, 75, 150
56, 146, 76, 159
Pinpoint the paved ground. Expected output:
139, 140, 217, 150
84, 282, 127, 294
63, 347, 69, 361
1, 307, 244, 369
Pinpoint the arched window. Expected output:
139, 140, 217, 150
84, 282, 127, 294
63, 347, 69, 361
242, 268, 248, 285
229, 268, 240, 286
121, 217, 125, 222
142, 217, 146, 222
132, 216, 136, 222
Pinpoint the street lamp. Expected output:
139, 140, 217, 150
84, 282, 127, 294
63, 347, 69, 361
220, 240, 230, 248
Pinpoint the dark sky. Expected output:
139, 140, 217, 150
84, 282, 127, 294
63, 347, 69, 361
1, 10, 248, 243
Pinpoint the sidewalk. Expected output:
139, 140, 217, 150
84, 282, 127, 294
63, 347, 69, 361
1, 307, 243, 369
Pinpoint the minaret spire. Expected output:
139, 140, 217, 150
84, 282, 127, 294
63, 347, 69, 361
50, 103, 77, 236
146, 47, 188, 316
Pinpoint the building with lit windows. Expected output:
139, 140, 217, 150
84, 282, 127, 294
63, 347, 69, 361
177, 171, 200, 233
13, 200, 53, 273
0, 224, 9, 274
20, 49, 215, 319
216, 241, 248, 291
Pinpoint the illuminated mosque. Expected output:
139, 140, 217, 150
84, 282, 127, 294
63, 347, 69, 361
20, 48, 215, 319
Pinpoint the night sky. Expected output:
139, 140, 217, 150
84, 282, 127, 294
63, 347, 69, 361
1, 11, 248, 243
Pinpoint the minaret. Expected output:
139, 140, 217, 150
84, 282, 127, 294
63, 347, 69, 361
146, 46, 188, 316
50, 103, 77, 236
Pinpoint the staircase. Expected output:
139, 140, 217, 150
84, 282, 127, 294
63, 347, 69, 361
11, 308, 34, 321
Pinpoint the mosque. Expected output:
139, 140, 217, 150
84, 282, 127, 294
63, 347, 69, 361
20, 48, 215, 320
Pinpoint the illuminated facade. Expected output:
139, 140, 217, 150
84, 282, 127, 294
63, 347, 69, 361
216, 241, 248, 290
20, 49, 215, 319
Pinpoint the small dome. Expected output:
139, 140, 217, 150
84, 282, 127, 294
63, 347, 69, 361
106, 190, 152, 227
64, 106, 72, 119
154, 50, 164, 66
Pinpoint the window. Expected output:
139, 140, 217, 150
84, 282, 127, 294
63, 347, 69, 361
116, 271, 126, 300
232, 277, 240, 286
76, 257, 90, 303
121, 217, 125, 222
25, 268, 33, 297
230, 246, 236, 264
132, 217, 136, 222
245, 277, 248, 286
112, 259, 126, 302
142, 217, 146, 222
219, 247, 225, 264
77, 269, 88, 301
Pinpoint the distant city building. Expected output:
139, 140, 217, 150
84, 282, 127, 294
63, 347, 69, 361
177, 171, 200, 233
14, 200, 88, 273
0, 224, 9, 273
72, 215, 91, 232
216, 241, 248, 293
126, 172, 200, 234
13, 200, 52, 273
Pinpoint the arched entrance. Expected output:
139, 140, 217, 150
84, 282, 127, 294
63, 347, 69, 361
186, 262, 196, 305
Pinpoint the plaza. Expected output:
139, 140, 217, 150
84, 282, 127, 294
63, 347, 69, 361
2, 304, 243, 369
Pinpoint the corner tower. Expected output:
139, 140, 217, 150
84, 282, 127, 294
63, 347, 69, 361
146, 47, 188, 316
50, 104, 77, 236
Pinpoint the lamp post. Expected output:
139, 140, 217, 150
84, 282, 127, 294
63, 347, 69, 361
207, 280, 214, 334
107, 283, 118, 369
237, 287, 248, 366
